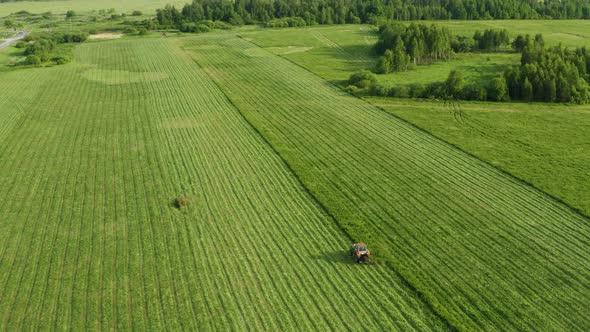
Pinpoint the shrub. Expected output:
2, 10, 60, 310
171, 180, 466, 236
14, 41, 27, 49
348, 71, 377, 89
409, 83, 426, 98
344, 85, 361, 95
445, 70, 465, 99
124, 27, 137, 35
137, 28, 148, 36
174, 197, 189, 209
463, 84, 487, 101
51, 56, 70, 65
488, 76, 509, 101
132, 10, 143, 16
371, 84, 389, 96
59, 32, 88, 43
65, 10, 76, 18
24, 55, 41, 66
396, 85, 410, 98
4, 19, 14, 28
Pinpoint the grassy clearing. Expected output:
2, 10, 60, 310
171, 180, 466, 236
244, 22, 590, 88
0, 36, 446, 330
367, 98, 590, 215
247, 23, 590, 216
187, 34, 590, 331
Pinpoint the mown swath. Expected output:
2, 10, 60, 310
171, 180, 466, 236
0, 37, 446, 330
185, 35, 590, 331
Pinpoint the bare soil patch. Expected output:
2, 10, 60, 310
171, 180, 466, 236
88, 33, 123, 40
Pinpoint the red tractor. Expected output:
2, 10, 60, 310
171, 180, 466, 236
350, 242, 371, 263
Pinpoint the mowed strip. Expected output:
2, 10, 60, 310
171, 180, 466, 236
185, 35, 590, 331
0, 37, 446, 330
0, 69, 51, 144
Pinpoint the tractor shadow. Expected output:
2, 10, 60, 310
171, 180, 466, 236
312, 250, 357, 265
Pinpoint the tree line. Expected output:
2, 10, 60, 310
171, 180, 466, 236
505, 37, 590, 103
351, 31, 590, 104
374, 23, 511, 73
156, 0, 590, 29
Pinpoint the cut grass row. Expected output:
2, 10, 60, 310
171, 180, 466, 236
0, 36, 445, 330
186, 34, 590, 331
247, 23, 590, 218
367, 97, 590, 216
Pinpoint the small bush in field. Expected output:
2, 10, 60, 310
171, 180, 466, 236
174, 196, 189, 209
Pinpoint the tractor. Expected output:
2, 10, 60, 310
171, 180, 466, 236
349, 242, 371, 263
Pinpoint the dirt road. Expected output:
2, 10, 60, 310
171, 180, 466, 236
0, 31, 28, 50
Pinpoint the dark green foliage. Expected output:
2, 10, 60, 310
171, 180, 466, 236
25, 39, 55, 60
489, 75, 509, 101
445, 70, 464, 98
138, 28, 148, 36
451, 35, 474, 53
51, 56, 70, 65
374, 23, 451, 73
58, 32, 88, 43
265, 17, 307, 28
512, 35, 529, 52
521, 78, 533, 101
14, 41, 27, 49
505, 35, 590, 104
463, 84, 487, 101
180, 22, 211, 33
473, 29, 510, 51
24, 55, 41, 66
65, 10, 75, 19
124, 27, 137, 34
3, 19, 14, 28
132, 10, 143, 16
348, 71, 376, 89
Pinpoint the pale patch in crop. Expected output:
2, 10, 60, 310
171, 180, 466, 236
81, 69, 168, 85
160, 118, 202, 129
88, 33, 123, 40
243, 47, 271, 57
267, 46, 313, 55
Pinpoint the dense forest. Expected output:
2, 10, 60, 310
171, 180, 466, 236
505, 39, 590, 103
373, 23, 510, 73
156, 0, 590, 29
357, 24, 590, 103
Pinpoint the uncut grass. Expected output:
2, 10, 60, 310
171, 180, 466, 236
0, 0, 187, 17
367, 97, 590, 216
186, 34, 590, 331
245, 22, 590, 87
248, 23, 590, 220
0, 37, 445, 330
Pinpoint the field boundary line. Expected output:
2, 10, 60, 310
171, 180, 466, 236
188, 37, 457, 332
242, 35, 590, 222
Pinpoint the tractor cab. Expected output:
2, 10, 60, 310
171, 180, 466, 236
350, 242, 371, 263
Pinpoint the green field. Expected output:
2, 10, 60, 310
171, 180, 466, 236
244, 22, 590, 88
245, 24, 590, 216
187, 34, 589, 331
368, 98, 590, 215
0, 0, 186, 17
1, 9, 589, 331
0, 36, 449, 330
